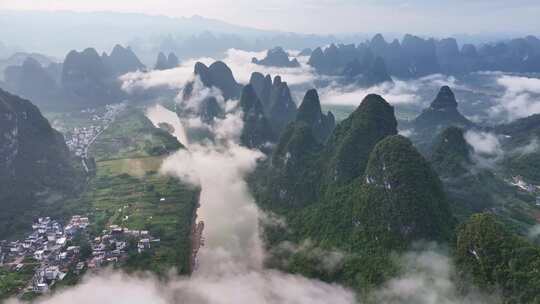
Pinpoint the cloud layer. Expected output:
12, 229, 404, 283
372, 245, 500, 304
464, 130, 504, 168
489, 74, 540, 122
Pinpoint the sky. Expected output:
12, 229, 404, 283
1, 0, 539, 35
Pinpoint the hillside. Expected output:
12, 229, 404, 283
410, 86, 474, 154
456, 214, 540, 303
251, 91, 455, 291
496, 114, 540, 184
0, 89, 83, 239
431, 127, 538, 232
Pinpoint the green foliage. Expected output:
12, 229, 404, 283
0, 265, 35, 300
504, 153, 540, 184
262, 122, 323, 207
431, 127, 538, 232
359, 135, 455, 246
89, 107, 183, 161
456, 214, 540, 303
251, 94, 454, 291
323, 94, 397, 185
431, 126, 472, 177
495, 114, 540, 183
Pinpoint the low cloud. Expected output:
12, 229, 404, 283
220, 49, 318, 86
270, 240, 346, 274
6, 269, 356, 304
399, 129, 415, 137
146, 83, 356, 302
528, 225, 540, 241
511, 137, 540, 156
463, 129, 538, 168
121, 48, 318, 94
465, 131, 502, 155
318, 80, 418, 106
489, 74, 540, 122
372, 244, 500, 304
120, 57, 215, 92
317, 74, 460, 107
121, 48, 470, 112
464, 130, 504, 168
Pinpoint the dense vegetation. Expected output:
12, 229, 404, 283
430, 127, 538, 233
456, 214, 540, 303
251, 92, 455, 292
496, 114, 540, 184
251, 88, 540, 303
0, 259, 36, 301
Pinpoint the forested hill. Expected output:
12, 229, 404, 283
250, 91, 455, 290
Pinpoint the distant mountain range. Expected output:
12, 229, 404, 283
2, 10, 536, 65
307, 34, 540, 78
0, 45, 146, 110
0, 10, 342, 62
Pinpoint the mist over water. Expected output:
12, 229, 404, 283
148, 104, 265, 273
144, 102, 357, 303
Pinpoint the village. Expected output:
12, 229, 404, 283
64, 103, 126, 159
0, 215, 159, 296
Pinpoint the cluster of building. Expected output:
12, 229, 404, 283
66, 125, 104, 158
0, 214, 159, 295
65, 103, 126, 158
88, 225, 160, 269
0, 216, 89, 293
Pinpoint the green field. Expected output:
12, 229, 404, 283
80, 156, 199, 274
89, 107, 184, 161
81, 106, 199, 274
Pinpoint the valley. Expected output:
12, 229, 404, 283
1, 8, 540, 302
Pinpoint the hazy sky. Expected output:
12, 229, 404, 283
1, 0, 539, 35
